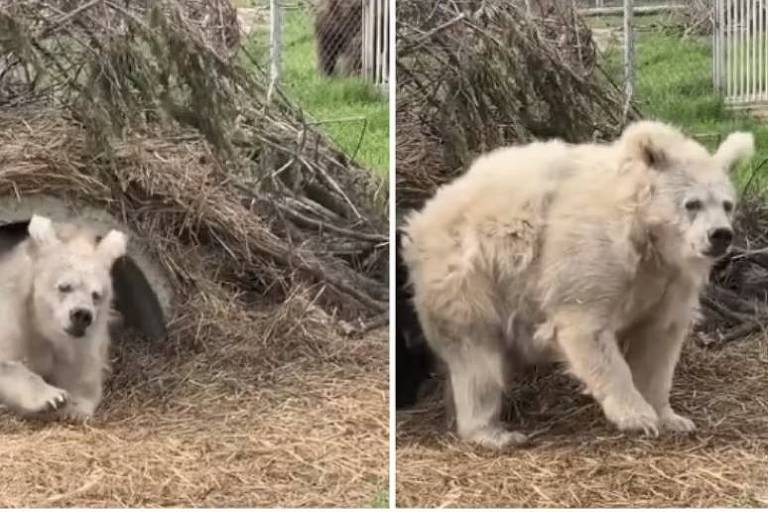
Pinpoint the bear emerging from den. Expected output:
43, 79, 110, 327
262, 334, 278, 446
401, 120, 755, 449
0, 215, 127, 422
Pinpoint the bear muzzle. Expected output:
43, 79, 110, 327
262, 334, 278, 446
67, 307, 93, 338
705, 227, 734, 258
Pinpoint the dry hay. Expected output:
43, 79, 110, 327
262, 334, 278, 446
396, 335, 768, 507
0, 1, 387, 506
0, 292, 388, 507
395, 0, 629, 211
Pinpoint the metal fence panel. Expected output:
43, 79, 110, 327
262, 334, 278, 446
714, 0, 768, 105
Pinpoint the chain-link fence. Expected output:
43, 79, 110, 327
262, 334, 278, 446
584, 1, 721, 113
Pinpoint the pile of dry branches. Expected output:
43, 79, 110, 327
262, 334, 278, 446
395, 0, 628, 211
0, 0, 387, 323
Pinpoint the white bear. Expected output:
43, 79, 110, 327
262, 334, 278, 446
401, 121, 755, 449
0, 214, 127, 422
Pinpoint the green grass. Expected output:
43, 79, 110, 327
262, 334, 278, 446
370, 488, 389, 508
599, 29, 768, 188
242, 7, 389, 177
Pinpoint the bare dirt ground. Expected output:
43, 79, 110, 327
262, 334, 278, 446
0, 303, 388, 508
396, 336, 768, 507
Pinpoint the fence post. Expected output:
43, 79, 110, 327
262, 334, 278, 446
623, 0, 635, 121
268, 0, 282, 103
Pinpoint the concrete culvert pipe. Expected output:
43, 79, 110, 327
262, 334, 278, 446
0, 195, 173, 343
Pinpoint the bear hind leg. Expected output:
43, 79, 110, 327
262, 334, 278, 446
441, 333, 527, 450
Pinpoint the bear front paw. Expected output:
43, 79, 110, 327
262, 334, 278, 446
659, 409, 696, 432
462, 425, 528, 450
56, 400, 96, 424
602, 394, 659, 437
19, 383, 69, 415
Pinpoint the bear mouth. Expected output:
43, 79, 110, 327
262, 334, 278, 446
65, 325, 88, 338
703, 246, 730, 259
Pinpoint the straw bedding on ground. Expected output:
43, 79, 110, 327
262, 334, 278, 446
0, 299, 388, 507
396, 337, 768, 508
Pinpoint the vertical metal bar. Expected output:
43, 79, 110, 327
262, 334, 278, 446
721, 0, 726, 94
376, 0, 381, 85
748, 0, 752, 101
371, 0, 381, 83
267, 0, 282, 103
752, 0, 756, 102
760, 0, 768, 101
623, 0, 634, 122
381, 0, 385, 85
758, 0, 768, 101
736, 0, 740, 101
725, 0, 736, 98
715, 0, 722, 93
744, 0, 752, 101
761, 0, 765, 101
364, 0, 371, 82
363, 0, 369, 82
729, 0, 733, 99
382, 0, 388, 86
757, 0, 760, 102
743, 0, 747, 101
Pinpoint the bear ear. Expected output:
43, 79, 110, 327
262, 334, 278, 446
620, 120, 682, 171
97, 229, 128, 266
715, 131, 755, 173
27, 214, 58, 248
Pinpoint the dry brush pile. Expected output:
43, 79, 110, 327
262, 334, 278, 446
0, 0, 388, 323
395, 0, 628, 212
0, 0, 388, 506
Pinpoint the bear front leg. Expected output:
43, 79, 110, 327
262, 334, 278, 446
553, 308, 659, 436
0, 361, 69, 416
623, 319, 695, 432
49, 354, 105, 423
57, 380, 102, 423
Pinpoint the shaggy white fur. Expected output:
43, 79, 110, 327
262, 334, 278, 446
0, 215, 127, 422
402, 121, 754, 449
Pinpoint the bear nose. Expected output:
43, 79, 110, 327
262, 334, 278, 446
708, 227, 733, 254
70, 308, 93, 329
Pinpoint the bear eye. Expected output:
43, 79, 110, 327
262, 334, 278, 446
92, 291, 102, 303
685, 199, 702, 211
723, 200, 734, 213
58, 283, 72, 293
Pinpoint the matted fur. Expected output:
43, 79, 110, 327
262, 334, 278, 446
0, 215, 127, 422
401, 120, 755, 449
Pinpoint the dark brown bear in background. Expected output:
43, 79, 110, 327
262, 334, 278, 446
313, 0, 362, 76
